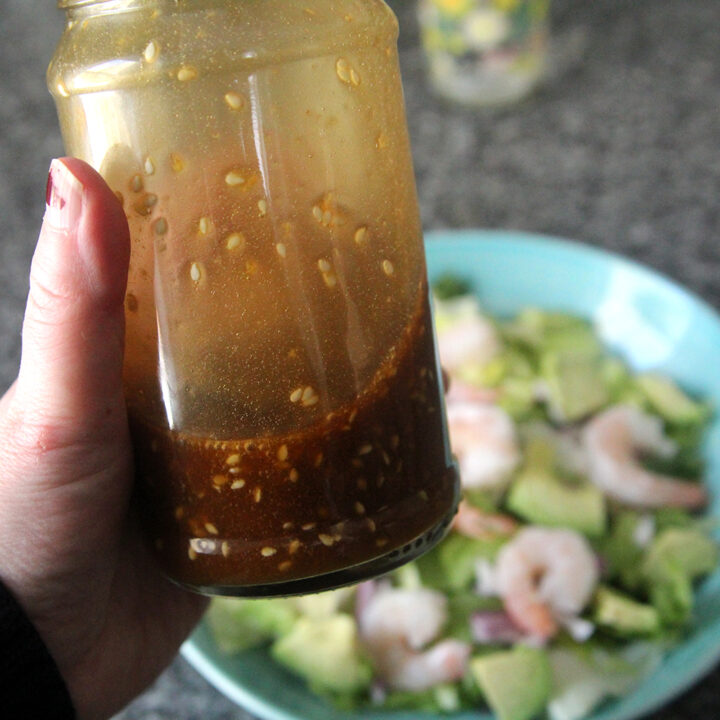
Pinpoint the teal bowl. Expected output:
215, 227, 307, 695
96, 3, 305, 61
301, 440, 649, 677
182, 230, 720, 720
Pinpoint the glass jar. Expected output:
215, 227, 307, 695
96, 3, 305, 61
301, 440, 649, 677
418, 0, 551, 106
48, 0, 458, 596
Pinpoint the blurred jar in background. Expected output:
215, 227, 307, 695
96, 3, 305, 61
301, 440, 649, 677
418, 0, 551, 106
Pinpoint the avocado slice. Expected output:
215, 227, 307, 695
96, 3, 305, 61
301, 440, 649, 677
540, 348, 609, 423
271, 614, 372, 695
593, 586, 660, 637
469, 646, 552, 720
644, 528, 719, 581
207, 597, 298, 654
642, 528, 718, 626
635, 373, 708, 425
507, 470, 606, 539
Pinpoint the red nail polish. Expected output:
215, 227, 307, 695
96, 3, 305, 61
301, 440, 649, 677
44, 159, 83, 230
46, 166, 66, 210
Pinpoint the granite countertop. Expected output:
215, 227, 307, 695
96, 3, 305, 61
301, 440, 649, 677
1, 1, 720, 718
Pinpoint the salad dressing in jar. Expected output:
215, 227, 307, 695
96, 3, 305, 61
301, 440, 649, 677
48, 0, 459, 596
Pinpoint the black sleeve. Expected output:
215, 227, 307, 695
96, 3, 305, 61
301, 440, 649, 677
0, 579, 76, 719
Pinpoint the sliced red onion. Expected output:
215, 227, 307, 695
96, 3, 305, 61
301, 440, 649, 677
471, 611, 526, 645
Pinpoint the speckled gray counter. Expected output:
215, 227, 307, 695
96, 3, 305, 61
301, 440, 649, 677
1, 1, 719, 718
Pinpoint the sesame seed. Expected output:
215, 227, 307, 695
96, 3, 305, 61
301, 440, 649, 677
277, 444, 289, 462
126, 293, 138, 313
212, 474, 228, 487
391, 435, 400, 449
289, 468, 299, 482
418, 490, 429, 501
318, 533, 335, 547
358, 444, 373, 456
188, 546, 197, 560
376, 537, 389, 548
350, 68, 361, 86
174, 506, 185, 520
276, 243, 287, 258
318, 258, 331, 273
335, 57, 351, 84
301, 386, 319, 407
258, 199, 268, 216
278, 560, 292, 572
376, 131, 389, 149
130, 174, 143, 193
205, 522, 219, 535
354, 501, 366, 515
224, 90, 244, 110
230, 479, 246, 490
144, 156, 155, 175
301, 522, 316, 531
226, 453, 240, 466
357, 478, 367, 490
228, 467, 241, 475
354, 226, 368, 245
153, 217, 168, 235
366, 518, 377, 533
382, 259, 395, 276
312, 205, 323, 222
377, 475, 385, 488
190, 262, 204, 282
170, 152, 185, 173
289, 539, 301, 554
261, 546, 277, 557
221, 541, 231, 557
198, 217, 212, 235
177, 65, 198, 82
225, 170, 245, 186
314, 453, 324, 467
283, 522, 295, 530
133, 193, 157, 217
290, 387, 303, 403
323, 272, 337, 288
382, 451, 391, 466
253, 487, 262, 503
226, 232, 246, 251
144, 40, 159, 63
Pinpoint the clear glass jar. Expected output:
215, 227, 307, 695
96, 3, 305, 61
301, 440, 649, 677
418, 0, 551, 106
48, 0, 458, 596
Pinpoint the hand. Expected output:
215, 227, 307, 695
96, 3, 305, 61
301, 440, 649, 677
0, 158, 208, 720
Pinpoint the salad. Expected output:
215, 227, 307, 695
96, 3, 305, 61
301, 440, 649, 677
207, 277, 718, 720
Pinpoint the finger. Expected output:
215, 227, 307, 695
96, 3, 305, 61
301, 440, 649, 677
12, 158, 131, 443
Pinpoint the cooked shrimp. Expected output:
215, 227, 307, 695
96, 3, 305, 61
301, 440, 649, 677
437, 311, 501, 372
495, 527, 599, 641
358, 588, 471, 691
446, 402, 520, 490
452, 500, 518, 540
582, 405, 708, 509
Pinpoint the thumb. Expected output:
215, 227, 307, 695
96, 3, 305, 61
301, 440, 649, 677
12, 157, 130, 452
